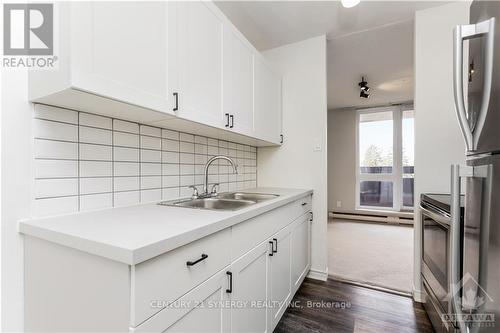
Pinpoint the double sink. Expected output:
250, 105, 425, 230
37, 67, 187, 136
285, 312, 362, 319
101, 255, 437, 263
159, 192, 279, 211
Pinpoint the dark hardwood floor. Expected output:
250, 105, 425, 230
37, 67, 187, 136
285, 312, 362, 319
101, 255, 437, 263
274, 278, 435, 333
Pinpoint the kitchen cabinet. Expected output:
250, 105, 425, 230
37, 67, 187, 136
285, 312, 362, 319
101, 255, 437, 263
268, 223, 292, 331
223, 26, 255, 136
229, 240, 270, 333
291, 213, 312, 294
29, 1, 174, 121
254, 54, 282, 144
170, 1, 224, 128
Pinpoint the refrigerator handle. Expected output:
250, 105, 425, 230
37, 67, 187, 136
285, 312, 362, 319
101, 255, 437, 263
450, 164, 467, 333
453, 18, 495, 153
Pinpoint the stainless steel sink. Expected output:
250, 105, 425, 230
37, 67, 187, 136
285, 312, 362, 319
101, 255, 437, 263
159, 198, 257, 211
158, 192, 279, 211
217, 192, 279, 202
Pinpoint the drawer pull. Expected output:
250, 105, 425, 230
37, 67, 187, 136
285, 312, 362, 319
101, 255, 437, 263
269, 241, 274, 256
273, 238, 278, 253
186, 254, 208, 266
301, 202, 307, 206
226, 271, 233, 293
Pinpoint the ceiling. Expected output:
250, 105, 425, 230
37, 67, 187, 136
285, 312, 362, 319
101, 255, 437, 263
215, 1, 448, 109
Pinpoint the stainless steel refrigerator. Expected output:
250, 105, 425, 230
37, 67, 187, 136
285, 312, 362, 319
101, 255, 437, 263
452, 1, 500, 332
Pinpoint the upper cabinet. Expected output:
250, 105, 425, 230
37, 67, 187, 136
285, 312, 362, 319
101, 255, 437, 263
254, 55, 282, 144
223, 24, 254, 137
28, 1, 282, 146
170, 2, 224, 128
29, 2, 175, 122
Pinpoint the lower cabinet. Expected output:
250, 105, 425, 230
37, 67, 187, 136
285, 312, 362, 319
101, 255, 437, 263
133, 269, 231, 332
291, 213, 312, 294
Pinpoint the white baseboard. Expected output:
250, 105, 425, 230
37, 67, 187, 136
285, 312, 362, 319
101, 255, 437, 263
307, 267, 328, 281
413, 287, 424, 303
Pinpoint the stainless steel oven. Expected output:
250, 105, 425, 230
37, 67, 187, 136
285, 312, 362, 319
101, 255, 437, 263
420, 194, 464, 333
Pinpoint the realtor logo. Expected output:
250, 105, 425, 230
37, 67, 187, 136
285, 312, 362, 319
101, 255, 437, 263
3, 3, 53, 55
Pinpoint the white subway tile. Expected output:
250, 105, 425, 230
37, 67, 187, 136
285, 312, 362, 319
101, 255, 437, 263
162, 164, 179, 176
35, 178, 78, 198
140, 136, 161, 150
195, 154, 208, 165
180, 186, 194, 198
219, 174, 229, 184
79, 161, 112, 177
114, 191, 140, 207
194, 165, 204, 175
35, 160, 78, 179
80, 193, 113, 212
162, 139, 180, 152
140, 163, 161, 176
207, 138, 218, 147
79, 177, 112, 195
140, 125, 161, 137
79, 113, 112, 129
34, 139, 78, 160
80, 126, 112, 145
180, 164, 194, 175
162, 151, 179, 164
180, 153, 194, 164
79, 143, 112, 161
227, 142, 237, 150
194, 136, 207, 145
114, 162, 139, 177
114, 147, 139, 162
140, 149, 161, 163
180, 133, 194, 142
194, 144, 207, 154
194, 175, 204, 185
33, 196, 79, 217
218, 140, 228, 148
162, 175, 180, 188
34, 119, 78, 142
113, 119, 139, 134
141, 189, 161, 203
180, 141, 194, 153
219, 183, 228, 193
34, 104, 78, 124
207, 146, 218, 155
140, 176, 161, 190
114, 177, 140, 192
114, 132, 139, 148
180, 175, 194, 186
161, 129, 179, 140
162, 187, 179, 200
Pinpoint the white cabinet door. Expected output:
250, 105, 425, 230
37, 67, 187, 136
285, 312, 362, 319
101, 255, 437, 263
133, 268, 230, 333
71, 2, 173, 114
267, 224, 292, 331
171, 1, 224, 127
223, 27, 254, 136
254, 55, 282, 144
291, 213, 311, 294
229, 241, 270, 333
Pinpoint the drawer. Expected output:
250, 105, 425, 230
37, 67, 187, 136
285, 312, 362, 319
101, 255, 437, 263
231, 195, 312, 261
131, 228, 231, 327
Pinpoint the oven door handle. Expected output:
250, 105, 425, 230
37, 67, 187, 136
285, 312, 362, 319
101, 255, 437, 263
420, 203, 451, 229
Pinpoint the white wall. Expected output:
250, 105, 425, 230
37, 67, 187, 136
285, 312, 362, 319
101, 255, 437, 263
257, 35, 329, 279
1, 70, 32, 331
413, 1, 469, 301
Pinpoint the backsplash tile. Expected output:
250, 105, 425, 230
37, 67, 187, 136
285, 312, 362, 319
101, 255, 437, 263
33, 104, 257, 217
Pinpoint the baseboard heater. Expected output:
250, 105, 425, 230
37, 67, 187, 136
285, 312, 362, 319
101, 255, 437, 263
329, 211, 414, 225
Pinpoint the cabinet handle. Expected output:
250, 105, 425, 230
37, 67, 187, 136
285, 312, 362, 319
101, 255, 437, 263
269, 241, 274, 256
301, 202, 307, 206
230, 114, 234, 128
226, 271, 233, 293
225, 113, 230, 128
280, 134, 283, 144
186, 253, 208, 266
273, 238, 278, 253
173, 92, 179, 111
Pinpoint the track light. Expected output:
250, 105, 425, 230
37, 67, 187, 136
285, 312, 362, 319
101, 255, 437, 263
341, 0, 361, 8
358, 76, 370, 98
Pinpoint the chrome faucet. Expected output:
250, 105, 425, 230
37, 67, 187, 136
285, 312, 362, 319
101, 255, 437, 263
192, 155, 238, 198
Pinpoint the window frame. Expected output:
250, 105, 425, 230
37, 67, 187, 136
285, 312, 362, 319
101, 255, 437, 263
355, 105, 414, 212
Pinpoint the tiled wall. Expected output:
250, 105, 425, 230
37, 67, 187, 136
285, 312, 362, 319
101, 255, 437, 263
33, 104, 257, 217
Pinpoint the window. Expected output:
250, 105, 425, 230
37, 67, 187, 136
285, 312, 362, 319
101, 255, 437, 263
357, 106, 414, 211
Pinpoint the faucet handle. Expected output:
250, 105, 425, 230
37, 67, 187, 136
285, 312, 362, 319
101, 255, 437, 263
211, 183, 220, 196
188, 185, 199, 198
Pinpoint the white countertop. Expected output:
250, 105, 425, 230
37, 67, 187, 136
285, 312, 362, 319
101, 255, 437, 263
19, 188, 312, 265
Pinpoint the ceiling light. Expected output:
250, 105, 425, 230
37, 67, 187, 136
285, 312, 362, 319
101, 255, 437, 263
358, 76, 370, 99
341, 0, 361, 8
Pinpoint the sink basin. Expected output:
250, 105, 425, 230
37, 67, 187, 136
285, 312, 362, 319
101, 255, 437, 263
159, 198, 257, 211
217, 192, 279, 202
